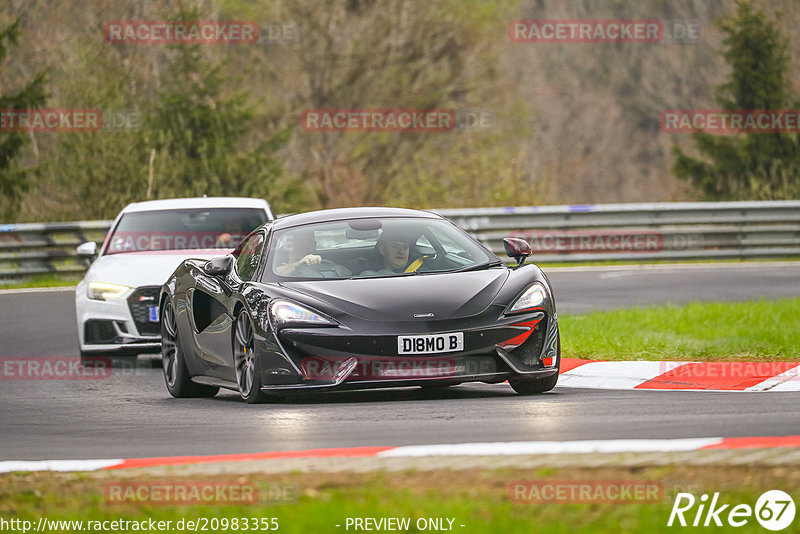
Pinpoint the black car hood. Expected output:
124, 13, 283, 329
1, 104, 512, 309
279, 269, 509, 321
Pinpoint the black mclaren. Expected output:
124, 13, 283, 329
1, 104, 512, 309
159, 207, 560, 403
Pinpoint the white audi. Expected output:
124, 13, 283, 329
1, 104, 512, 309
75, 197, 273, 359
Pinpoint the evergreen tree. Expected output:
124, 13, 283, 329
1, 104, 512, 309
143, 6, 296, 205
672, 0, 800, 200
0, 20, 47, 221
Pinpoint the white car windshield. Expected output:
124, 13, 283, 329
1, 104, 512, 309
105, 208, 267, 255
266, 217, 498, 280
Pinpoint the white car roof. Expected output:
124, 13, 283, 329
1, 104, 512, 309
121, 197, 272, 215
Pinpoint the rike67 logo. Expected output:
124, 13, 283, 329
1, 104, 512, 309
668, 490, 795, 531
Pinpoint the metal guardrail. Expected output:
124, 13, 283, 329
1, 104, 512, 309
0, 201, 799, 283
0, 220, 112, 280
435, 200, 800, 263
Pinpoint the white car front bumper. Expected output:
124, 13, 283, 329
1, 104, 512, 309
75, 279, 162, 355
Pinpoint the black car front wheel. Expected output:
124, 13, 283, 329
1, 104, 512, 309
234, 311, 269, 404
509, 372, 558, 395
509, 333, 560, 395
161, 300, 218, 398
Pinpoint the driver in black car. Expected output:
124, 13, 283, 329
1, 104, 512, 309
275, 228, 322, 275
357, 228, 427, 276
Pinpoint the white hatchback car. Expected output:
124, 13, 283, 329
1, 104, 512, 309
75, 197, 273, 358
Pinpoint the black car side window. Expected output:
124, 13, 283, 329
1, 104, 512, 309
235, 233, 265, 281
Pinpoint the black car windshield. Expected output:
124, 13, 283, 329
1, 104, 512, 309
104, 208, 267, 255
265, 217, 498, 280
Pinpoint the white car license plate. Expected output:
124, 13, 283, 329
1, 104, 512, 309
148, 306, 159, 322
397, 332, 464, 355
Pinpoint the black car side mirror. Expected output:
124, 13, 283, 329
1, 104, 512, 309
203, 255, 233, 276
503, 238, 532, 269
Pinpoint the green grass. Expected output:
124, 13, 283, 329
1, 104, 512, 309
560, 298, 800, 361
1, 466, 795, 533
0, 273, 80, 289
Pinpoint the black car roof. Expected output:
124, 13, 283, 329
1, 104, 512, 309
270, 207, 442, 231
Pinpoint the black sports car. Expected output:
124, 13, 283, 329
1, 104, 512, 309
159, 207, 560, 403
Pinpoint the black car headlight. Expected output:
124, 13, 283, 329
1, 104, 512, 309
505, 283, 547, 315
269, 299, 335, 328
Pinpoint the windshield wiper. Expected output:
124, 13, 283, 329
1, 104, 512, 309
453, 260, 505, 273
346, 271, 419, 280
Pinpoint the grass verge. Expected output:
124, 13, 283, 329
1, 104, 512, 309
0, 273, 80, 289
1, 465, 797, 533
560, 298, 800, 361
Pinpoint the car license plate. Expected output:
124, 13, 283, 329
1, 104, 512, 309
397, 332, 464, 355
148, 306, 159, 322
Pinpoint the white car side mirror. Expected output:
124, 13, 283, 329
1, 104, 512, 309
76, 241, 98, 261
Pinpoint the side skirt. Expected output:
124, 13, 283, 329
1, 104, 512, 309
192, 375, 239, 392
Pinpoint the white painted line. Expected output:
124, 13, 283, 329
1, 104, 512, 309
765, 381, 800, 392
0, 286, 75, 295
598, 271, 634, 279
377, 438, 723, 457
0, 459, 122, 473
746, 364, 800, 392
6, 433, 798, 474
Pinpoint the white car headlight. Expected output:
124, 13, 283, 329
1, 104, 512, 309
506, 283, 547, 314
270, 299, 334, 327
87, 282, 131, 301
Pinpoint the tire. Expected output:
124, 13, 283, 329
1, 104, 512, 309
509, 332, 560, 395
509, 373, 558, 395
233, 310, 269, 404
161, 300, 218, 398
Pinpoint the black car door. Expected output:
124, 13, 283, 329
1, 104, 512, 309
216, 232, 267, 374
188, 264, 235, 378
189, 233, 263, 379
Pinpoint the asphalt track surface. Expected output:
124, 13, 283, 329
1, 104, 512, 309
1, 262, 799, 461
